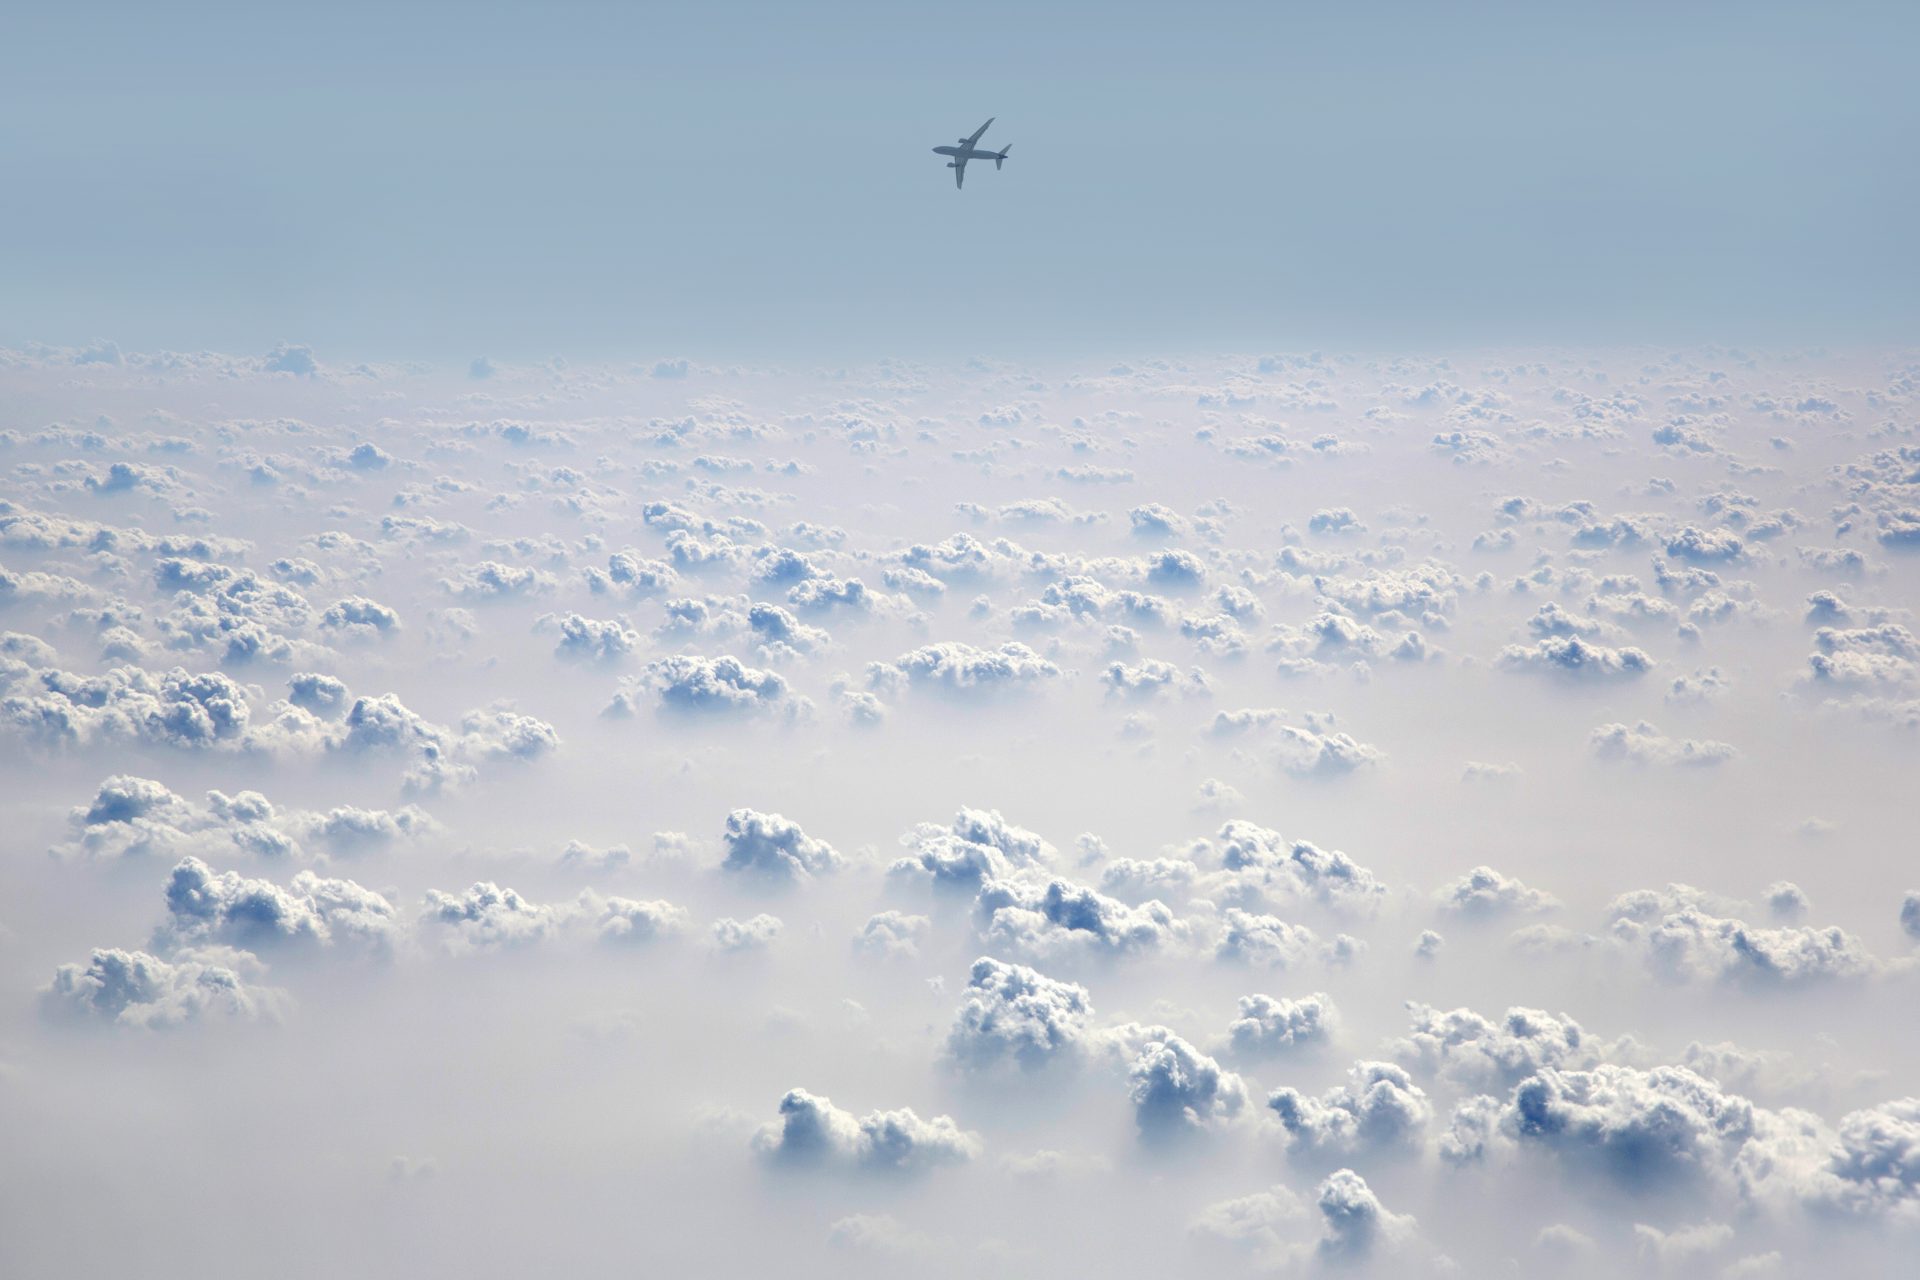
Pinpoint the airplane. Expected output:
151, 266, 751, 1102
932, 117, 1010, 190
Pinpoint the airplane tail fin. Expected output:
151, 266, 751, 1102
996, 144, 1010, 170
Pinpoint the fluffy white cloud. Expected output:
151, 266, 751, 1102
4, 664, 252, 749
889, 807, 1053, 889
1127, 1033, 1247, 1134
1438, 865, 1560, 918
1270, 723, 1383, 777
976, 876, 1188, 959
591, 895, 690, 945
549, 612, 639, 662
1267, 1060, 1433, 1154
1591, 720, 1737, 767
440, 560, 557, 600
719, 808, 843, 882
419, 882, 568, 952
1225, 992, 1337, 1057
1203, 820, 1388, 914
870, 640, 1061, 696
1194, 1168, 1426, 1271
158, 857, 399, 953
1215, 909, 1319, 968
1102, 657, 1210, 699
752, 1088, 980, 1170
1394, 1002, 1620, 1090
945, 956, 1095, 1070
43, 946, 286, 1028
1309, 1169, 1422, 1265
52, 774, 436, 862
1608, 887, 1879, 983
711, 913, 783, 952
1499, 635, 1654, 679
611, 653, 806, 718
852, 911, 929, 960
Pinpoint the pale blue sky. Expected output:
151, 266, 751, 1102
3, 0, 1914, 361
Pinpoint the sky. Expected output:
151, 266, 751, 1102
3, 0, 1917, 362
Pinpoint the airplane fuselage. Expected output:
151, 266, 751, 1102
933, 118, 1006, 188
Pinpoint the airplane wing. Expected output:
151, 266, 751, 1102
953, 156, 967, 189
964, 117, 994, 148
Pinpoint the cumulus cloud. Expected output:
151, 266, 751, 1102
752, 1088, 980, 1170
711, 913, 783, 952
587, 549, 680, 599
2, 663, 553, 793
43, 946, 286, 1028
591, 895, 690, 945
1591, 720, 1736, 767
1269, 723, 1384, 777
4, 664, 253, 750
1499, 634, 1654, 679
440, 560, 557, 600
1506, 1063, 1768, 1188
1225, 992, 1337, 1057
1805, 624, 1920, 689
611, 653, 806, 719
320, 595, 401, 639
451, 705, 560, 763
1098, 855, 1198, 901
1393, 1002, 1620, 1090
52, 774, 436, 862
1308, 561, 1460, 619
1102, 657, 1210, 700
1205, 706, 1390, 775
945, 956, 1096, 1070
890, 807, 1054, 889
1815, 1097, 1920, 1219
1463, 1054, 1920, 1224
975, 876, 1188, 959
549, 613, 639, 662
287, 671, 350, 714
1215, 908, 1319, 968
1267, 1060, 1433, 1155
869, 640, 1061, 697
719, 808, 843, 882
1127, 1033, 1247, 1134
1203, 820, 1388, 914
1307, 1169, 1422, 1266
1196, 1169, 1425, 1271
419, 882, 568, 952
157, 857, 399, 953
1439, 865, 1560, 918
1608, 889, 1878, 983
852, 911, 929, 960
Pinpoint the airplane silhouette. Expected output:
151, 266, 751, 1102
932, 117, 1010, 190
